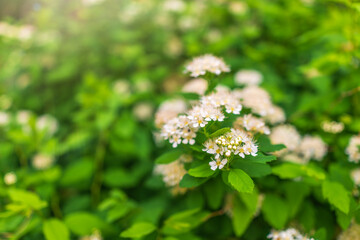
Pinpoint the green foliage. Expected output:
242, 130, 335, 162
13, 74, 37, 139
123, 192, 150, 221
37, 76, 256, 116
43, 219, 70, 240
228, 169, 254, 193
156, 150, 184, 164
0, 0, 359, 239
322, 180, 350, 214
120, 222, 156, 238
162, 209, 210, 235
262, 194, 289, 229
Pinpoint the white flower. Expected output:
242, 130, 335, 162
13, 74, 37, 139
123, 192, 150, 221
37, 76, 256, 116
346, 135, 360, 163
209, 158, 228, 171
0, 22, 34, 41
270, 125, 301, 155
134, 80, 153, 93
154, 156, 189, 188
0, 111, 9, 126
113, 80, 131, 96
229, 1, 248, 15
265, 105, 286, 124
163, 0, 185, 12
235, 114, 270, 135
204, 128, 257, 160
4, 172, 17, 185
351, 168, 360, 186
16, 110, 32, 125
185, 54, 230, 77
235, 70, 262, 86
32, 154, 54, 170
133, 102, 153, 121
203, 139, 218, 154
36, 115, 58, 135
155, 99, 187, 128
297, 135, 327, 161
79, 229, 103, 240
182, 78, 208, 95
239, 86, 274, 116
82, 0, 105, 6
322, 120, 344, 134
188, 106, 208, 128
159, 88, 246, 148
267, 228, 314, 240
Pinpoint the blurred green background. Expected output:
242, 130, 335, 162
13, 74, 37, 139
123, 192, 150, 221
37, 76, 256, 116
0, 0, 359, 239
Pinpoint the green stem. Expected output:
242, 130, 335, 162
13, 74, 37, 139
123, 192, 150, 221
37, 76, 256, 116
51, 194, 62, 219
91, 131, 107, 207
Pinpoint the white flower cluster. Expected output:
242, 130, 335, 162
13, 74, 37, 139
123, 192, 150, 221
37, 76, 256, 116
346, 135, 360, 163
79, 229, 103, 240
4, 172, 17, 185
182, 78, 208, 95
155, 160, 187, 187
160, 89, 242, 148
36, 114, 58, 135
234, 114, 270, 135
185, 54, 230, 77
32, 154, 55, 170
133, 102, 153, 121
351, 168, 360, 186
0, 110, 58, 136
155, 99, 187, 128
239, 86, 285, 123
265, 105, 286, 125
0, 111, 9, 126
267, 228, 314, 240
322, 120, 344, 134
154, 155, 191, 194
235, 69, 263, 86
270, 125, 328, 163
203, 129, 258, 171
270, 125, 301, 154
0, 22, 34, 41
298, 136, 327, 161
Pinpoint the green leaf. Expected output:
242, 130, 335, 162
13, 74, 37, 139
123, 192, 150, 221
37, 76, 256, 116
283, 182, 310, 218
232, 190, 259, 236
188, 163, 215, 178
178, 92, 200, 100
257, 135, 286, 152
179, 174, 208, 188
272, 163, 304, 179
312, 228, 327, 240
262, 194, 288, 229
245, 153, 276, 163
8, 189, 47, 210
106, 202, 135, 223
120, 222, 156, 238
64, 212, 110, 236
209, 128, 231, 138
103, 168, 140, 188
204, 178, 225, 210
162, 209, 210, 235
297, 201, 316, 232
228, 169, 254, 193
232, 161, 271, 178
155, 150, 183, 164
60, 160, 94, 186
43, 219, 70, 240
322, 180, 350, 214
